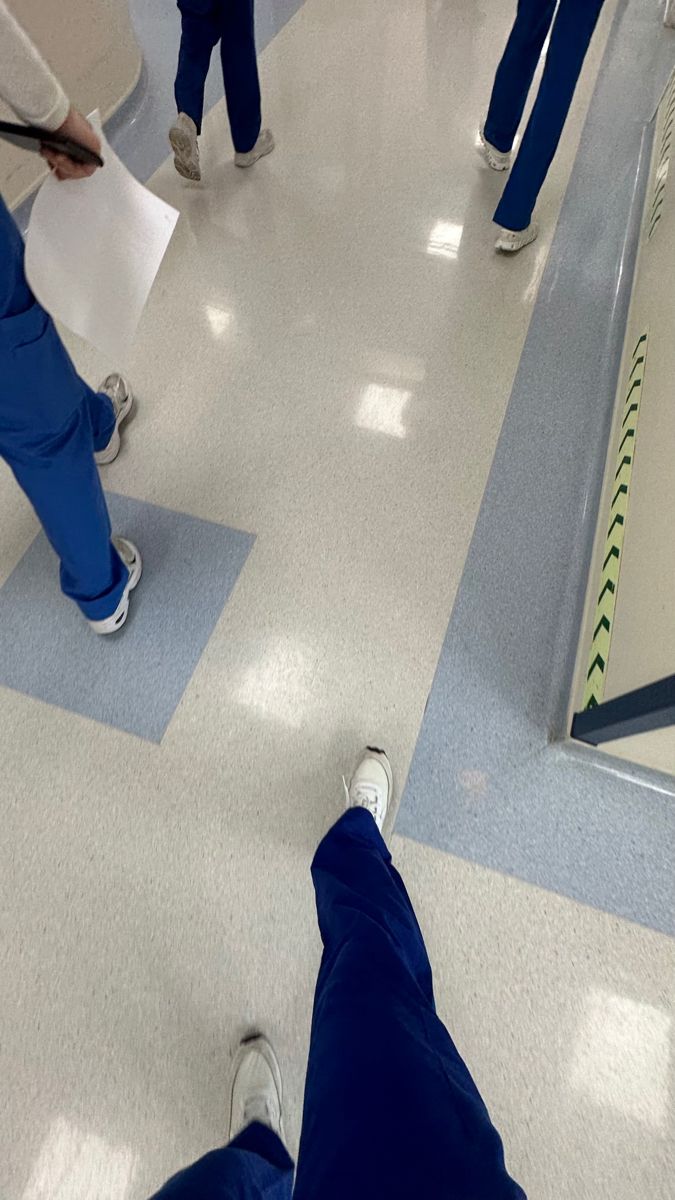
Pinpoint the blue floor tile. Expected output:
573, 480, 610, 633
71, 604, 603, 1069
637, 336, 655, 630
0, 493, 254, 741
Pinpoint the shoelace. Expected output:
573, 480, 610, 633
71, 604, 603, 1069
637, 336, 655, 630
244, 1094, 272, 1127
343, 777, 380, 818
101, 376, 123, 417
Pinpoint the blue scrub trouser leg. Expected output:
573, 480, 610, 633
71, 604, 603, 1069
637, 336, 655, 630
150, 1122, 294, 1199
492, 0, 606, 231
293, 809, 526, 1200
484, 0, 558, 155
0, 196, 127, 621
219, 0, 261, 153
174, 1, 261, 153
147, 811, 525, 1200
174, 6, 221, 134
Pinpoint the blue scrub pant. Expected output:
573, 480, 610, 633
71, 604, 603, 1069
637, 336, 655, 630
174, 0, 261, 154
151, 809, 526, 1200
0, 197, 128, 621
485, 0, 606, 231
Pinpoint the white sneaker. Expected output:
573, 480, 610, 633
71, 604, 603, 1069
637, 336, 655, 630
88, 537, 142, 635
228, 1035, 284, 1142
495, 220, 538, 253
479, 125, 511, 171
344, 747, 393, 833
234, 128, 275, 168
169, 113, 200, 181
94, 374, 133, 465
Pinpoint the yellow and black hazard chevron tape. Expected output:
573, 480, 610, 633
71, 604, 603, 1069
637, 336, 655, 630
583, 332, 649, 710
648, 69, 675, 240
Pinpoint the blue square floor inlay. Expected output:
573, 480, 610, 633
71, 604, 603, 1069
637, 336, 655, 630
0, 492, 255, 741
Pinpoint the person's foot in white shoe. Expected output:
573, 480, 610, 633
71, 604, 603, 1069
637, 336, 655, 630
344, 747, 393, 833
234, 128, 275, 168
495, 220, 538, 253
169, 112, 200, 181
88, 537, 142, 635
229, 1034, 285, 1142
479, 125, 511, 171
94, 374, 133, 465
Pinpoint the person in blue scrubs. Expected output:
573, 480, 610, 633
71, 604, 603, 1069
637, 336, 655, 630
0, 3, 141, 634
170, 0, 274, 182
150, 749, 526, 1200
481, 0, 606, 252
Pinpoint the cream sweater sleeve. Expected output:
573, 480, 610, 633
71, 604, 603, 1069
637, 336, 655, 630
0, 0, 70, 130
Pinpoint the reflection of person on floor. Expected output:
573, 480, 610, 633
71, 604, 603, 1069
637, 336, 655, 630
480, 0, 606, 253
170, 0, 274, 182
150, 749, 526, 1200
0, 0, 141, 634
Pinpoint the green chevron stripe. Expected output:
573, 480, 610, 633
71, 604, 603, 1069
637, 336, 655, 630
593, 615, 611, 641
650, 191, 665, 220
649, 194, 666, 238
583, 331, 648, 709
587, 653, 606, 681
627, 355, 645, 381
624, 378, 641, 405
602, 545, 620, 571
598, 579, 615, 604
648, 76, 675, 242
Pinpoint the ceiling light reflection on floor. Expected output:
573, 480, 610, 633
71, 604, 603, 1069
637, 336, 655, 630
356, 383, 411, 439
427, 220, 463, 259
22, 1117, 137, 1200
569, 989, 671, 1131
205, 305, 233, 337
235, 639, 314, 727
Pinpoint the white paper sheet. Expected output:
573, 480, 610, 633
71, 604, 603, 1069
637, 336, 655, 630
25, 116, 179, 365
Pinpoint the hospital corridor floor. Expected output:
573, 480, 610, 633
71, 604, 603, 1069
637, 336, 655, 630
1, 1, 673, 1198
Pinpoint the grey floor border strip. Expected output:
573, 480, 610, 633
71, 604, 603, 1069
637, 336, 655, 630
396, 0, 675, 936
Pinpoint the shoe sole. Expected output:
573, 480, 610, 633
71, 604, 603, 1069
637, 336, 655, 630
94, 388, 134, 466
169, 126, 200, 181
229, 1034, 285, 1142
495, 223, 538, 254
88, 541, 142, 635
479, 128, 510, 172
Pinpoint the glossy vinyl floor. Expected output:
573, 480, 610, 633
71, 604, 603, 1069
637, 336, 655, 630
1, 1, 674, 1198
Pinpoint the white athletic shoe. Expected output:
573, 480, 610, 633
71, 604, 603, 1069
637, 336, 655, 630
88, 537, 142, 635
344, 747, 393, 833
94, 374, 133, 465
479, 125, 511, 171
169, 112, 201, 181
495, 220, 538, 253
229, 1035, 284, 1142
234, 128, 275, 168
